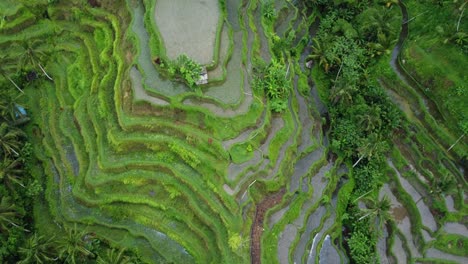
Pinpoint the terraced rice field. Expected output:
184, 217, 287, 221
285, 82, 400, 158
1, 0, 466, 263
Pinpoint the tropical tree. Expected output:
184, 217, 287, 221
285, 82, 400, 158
14, 38, 53, 81
430, 173, 456, 196
347, 230, 375, 264
0, 196, 22, 233
97, 248, 132, 264
353, 133, 389, 167
0, 55, 24, 93
0, 158, 25, 190
329, 83, 357, 105
0, 123, 24, 158
358, 195, 392, 232
262, 0, 276, 21
456, 0, 466, 32
367, 33, 397, 57
357, 105, 382, 132
0, 90, 24, 123
357, 6, 397, 40
58, 224, 94, 264
18, 233, 59, 264
308, 38, 339, 73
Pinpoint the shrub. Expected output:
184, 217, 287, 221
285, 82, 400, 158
176, 55, 202, 88
348, 230, 375, 264
253, 60, 291, 112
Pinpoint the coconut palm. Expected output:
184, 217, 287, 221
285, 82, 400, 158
18, 233, 59, 264
0, 55, 24, 93
97, 248, 132, 264
357, 105, 382, 132
430, 173, 455, 196
0, 89, 24, 123
58, 224, 94, 264
262, 0, 276, 20
353, 133, 389, 168
0, 123, 25, 158
0, 158, 25, 190
308, 38, 339, 73
14, 38, 53, 81
456, 0, 467, 32
0, 196, 22, 233
359, 195, 392, 232
358, 7, 397, 40
367, 33, 397, 57
329, 83, 357, 105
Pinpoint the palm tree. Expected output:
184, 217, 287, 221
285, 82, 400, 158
358, 7, 397, 40
357, 105, 382, 132
262, 0, 276, 20
456, 1, 466, 32
58, 224, 94, 264
97, 248, 132, 264
0, 158, 25, 190
367, 33, 397, 57
0, 123, 24, 158
329, 83, 357, 105
308, 38, 339, 73
353, 133, 389, 168
0, 196, 23, 233
430, 173, 455, 196
449, 31, 467, 46
0, 89, 24, 123
14, 39, 53, 81
0, 55, 24, 93
18, 233, 59, 264
359, 195, 392, 232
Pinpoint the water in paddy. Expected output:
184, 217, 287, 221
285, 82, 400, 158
377, 226, 390, 264
444, 222, 468, 235
185, 0, 252, 107
445, 195, 456, 212
274, 1, 296, 38
289, 148, 324, 193
207, 24, 230, 80
130, 67, 169, 106
64, 145, 80, 177
318, 235, 340, 264
154, 0, 220, 65
306, 197, 337, 264
254, 4, 271, 62
379, 181, 421, 259
426, 248, 468, 264
391, 234, 407, 264
293, 205, 327, 264
388, 160, 437, 232
130, 0, 248, 108
130, 0, 187, 96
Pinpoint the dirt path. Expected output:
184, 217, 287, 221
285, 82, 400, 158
251, 189, 286, 264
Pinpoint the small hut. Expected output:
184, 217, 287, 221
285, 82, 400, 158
196, 66, 208, 85
14, 105, 30, 125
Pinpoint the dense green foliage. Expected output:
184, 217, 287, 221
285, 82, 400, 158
161, 54, 203, 88
307, 0, 467, 263
253, 59, 291, 112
